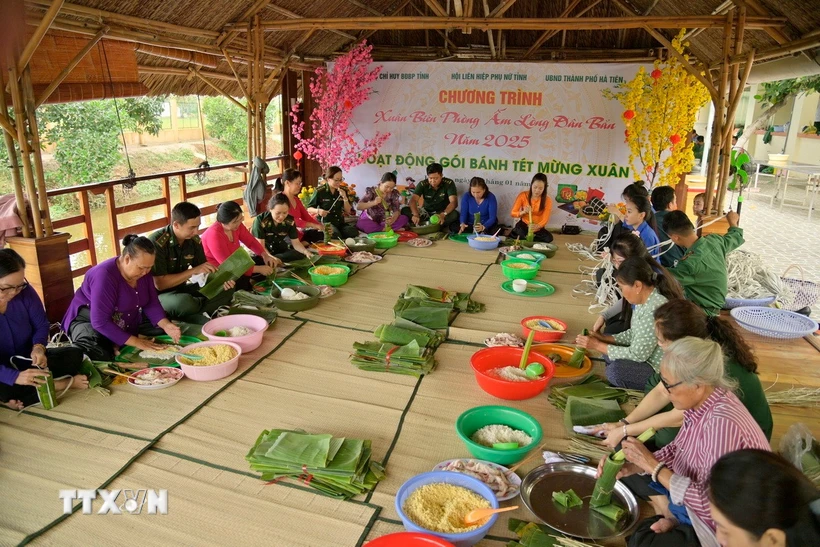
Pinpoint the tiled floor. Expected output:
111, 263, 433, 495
738, 174, 820, 317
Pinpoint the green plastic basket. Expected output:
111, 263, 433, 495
367, 231, 400, 249
500, 259, 540, 280
308, 264, 351, 286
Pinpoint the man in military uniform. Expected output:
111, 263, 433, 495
401, 162, 459, 232
149, 202, 235, 323
663, 209, 742, 316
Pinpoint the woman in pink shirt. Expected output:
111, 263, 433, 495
201, 201, 278, 290
606, 337, 769, 547
273, 168, 324, 244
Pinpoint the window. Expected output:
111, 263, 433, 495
176, 97, 200, 129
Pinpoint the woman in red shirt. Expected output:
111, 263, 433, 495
273, 169, 324, 244
201, 201, 278, 290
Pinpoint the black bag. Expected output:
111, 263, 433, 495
561, 224, 581, 235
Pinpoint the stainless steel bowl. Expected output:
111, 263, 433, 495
520, 462, 640, 540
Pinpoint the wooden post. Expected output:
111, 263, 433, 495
105, 185, 119, 255
78, 189, 96, 267
8, 57, 43, 237
161, 176, 172, 221
281, 70, 298, 170
301, 69, 322, 187
179, 173, 188, 202
0, 64, 30, 237
22, 68, 53, 235
7, 232, 74, 322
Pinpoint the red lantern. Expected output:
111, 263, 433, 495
651, 69, 662, 80
670, 134, 681, 145
344, 100, 353, 109
623, 109, 635, 120
293, 150, 303, 160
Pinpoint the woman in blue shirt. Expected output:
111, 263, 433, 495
457, 177, 498, 234
623, 194, 660, 257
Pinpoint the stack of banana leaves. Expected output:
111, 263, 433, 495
373, 318, 445, 350
547, 376, 637, 412
246, 429, 385, 499
393, 285, 484, 329
350, 339, 436, 377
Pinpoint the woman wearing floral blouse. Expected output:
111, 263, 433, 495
356, 172, 409, 233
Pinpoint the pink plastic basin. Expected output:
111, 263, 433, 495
175, 340, 242, 381
365, 532, 456, 547
201, 314, 268, 352
470, 346, 555, 400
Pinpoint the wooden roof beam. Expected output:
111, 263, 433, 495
343, 0, 383, 17
0, 113, 16, 140
489, 0, 519, 18
422, 0, 448, 18
720, 34, 820, 66
231, 16, 785, 32
482, 0, 496, 59
139, 65, 236, 81
35, 25, 108, 108
216, 0, 271, 48
267, 4, 357, 41
189, 67, 246, 110
26, 0, 219, 40
523, 0, 585, 59
19, 0, 64, 73
221, 48, 250, 103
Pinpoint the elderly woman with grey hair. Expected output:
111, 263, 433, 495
601, 337, 770, 547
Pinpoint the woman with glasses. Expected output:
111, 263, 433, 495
273, 168, 323, 243
63, 235, 183, 363
575, 256, 683, 390
201, 201, 278, 291
605, 337, 769, 547
0, 249, 88, 409
307, 166, 359, 239
592, 299, 771, 450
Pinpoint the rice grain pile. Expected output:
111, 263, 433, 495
490, 366, 533, 382
471, 424, 532, 447
313, 265, 346, 276
226, 326, 254, 337
179, 344, 237, 366
525, 318, 563, 331
506, 262, 534, 270
403, 483, 491, 533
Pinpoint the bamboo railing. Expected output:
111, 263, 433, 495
46, 156, 285, 279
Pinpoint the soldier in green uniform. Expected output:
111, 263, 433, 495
252, 193, 314, 262
149, 202, 235, 323
307, 166, 359, 239
662, 209, 743, 316
401, 162, 459, 232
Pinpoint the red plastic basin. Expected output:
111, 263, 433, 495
365, 532, 456, 547
520, 316, 567, 343
470, 346, 555, 400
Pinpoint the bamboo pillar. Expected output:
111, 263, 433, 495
0, 64, 30, 237
717, 6, 746, 213
7, 56, 43, 237
246, 25, 254, 171
22, 68, 52, 235
281, 70, 297, 169
704, 15, 733, 217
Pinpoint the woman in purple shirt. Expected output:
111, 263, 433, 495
356, 172, 410, 233
63, 235, 181, 362
0, 249, 87, 410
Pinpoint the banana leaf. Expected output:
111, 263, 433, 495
394, 298, 453, 329
591, 455, 624, 507
552, 489, 583, 508
229, 291, 278, 323
246, 428, 383, 499
563, 396, 625, 433
350, 340, 436, 377
506, 520, 559, 547
548, 377, 632, 411
591, 502, 626, 522
567, 329, 588, 368
402, 284, 484, 313
200, 248, 254, 299
374, 321, 444, 348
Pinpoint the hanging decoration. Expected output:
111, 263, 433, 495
289, 41, 391, 171
293, 149, 303, 170
603, 30, 710, 188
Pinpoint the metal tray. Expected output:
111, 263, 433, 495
520, 462, 639, 540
